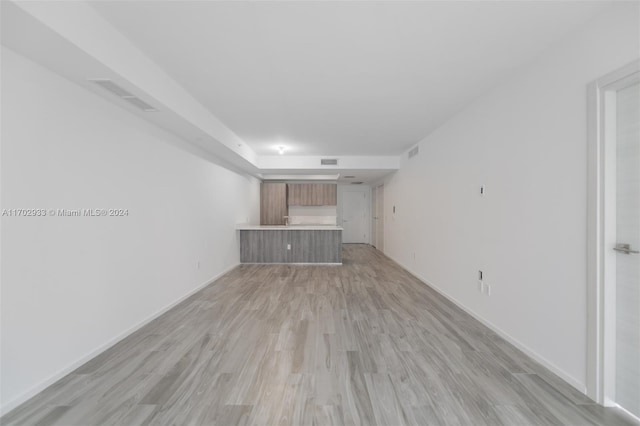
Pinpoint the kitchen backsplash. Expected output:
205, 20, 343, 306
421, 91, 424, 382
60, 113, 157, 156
289, 215, 337, 225
288, 205, 337, 225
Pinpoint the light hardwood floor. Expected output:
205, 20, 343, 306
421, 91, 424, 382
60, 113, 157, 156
2, 245, 638, 426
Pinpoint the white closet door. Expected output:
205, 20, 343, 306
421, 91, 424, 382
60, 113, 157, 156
615, 82, 640, 418
376, 185, 384, 251
342, 190, 368, 243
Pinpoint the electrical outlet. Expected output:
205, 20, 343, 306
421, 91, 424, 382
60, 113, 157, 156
478, 281, 484, 292
485, 283, 491, 296
287, 244, 291, 250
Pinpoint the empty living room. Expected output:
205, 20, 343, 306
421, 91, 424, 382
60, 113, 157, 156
1, 1, 639, 425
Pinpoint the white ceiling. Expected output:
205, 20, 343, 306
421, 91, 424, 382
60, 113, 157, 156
90, 1, 609, 157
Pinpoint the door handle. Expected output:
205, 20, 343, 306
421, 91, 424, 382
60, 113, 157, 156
613, 243, 639, 254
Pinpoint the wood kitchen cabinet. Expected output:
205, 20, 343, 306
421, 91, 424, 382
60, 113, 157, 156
260, 183, 288, 225
318, 184, 337, 205
287, 184, 337, 206
287, 184, 304, 206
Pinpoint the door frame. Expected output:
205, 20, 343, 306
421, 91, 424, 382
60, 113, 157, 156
586, 60, 640, 405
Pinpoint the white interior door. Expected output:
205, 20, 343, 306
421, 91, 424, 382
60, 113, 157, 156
587, 62, 640, 408
375, 185, 384, 251
614, 81, 640, 418
371, 188, 377, 247
342, 190, 368, 243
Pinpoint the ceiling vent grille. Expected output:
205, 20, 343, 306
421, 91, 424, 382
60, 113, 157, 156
91, 79, 134, 97
89, 79, 158, 112
321, 158, 338, 166
122, 97, 158, 112
408, 146, 419, 159
344, 175, 356, 179
350, 182, 364, 185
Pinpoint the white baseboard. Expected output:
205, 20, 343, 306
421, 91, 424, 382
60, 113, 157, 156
387, 255, 587, 395
0, 263, 239, 417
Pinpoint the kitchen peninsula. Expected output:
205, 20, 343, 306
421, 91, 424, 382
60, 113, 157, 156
237, 225, 342, 264
238, 181, 343, 264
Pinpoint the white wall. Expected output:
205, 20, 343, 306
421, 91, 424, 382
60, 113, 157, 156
382, 3, 639, 392
0, 47, 260, 413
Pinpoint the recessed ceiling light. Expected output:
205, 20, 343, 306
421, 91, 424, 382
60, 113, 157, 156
278, 146, 285, 155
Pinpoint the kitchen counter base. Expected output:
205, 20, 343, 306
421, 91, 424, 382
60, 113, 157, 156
240, 229, 342, 264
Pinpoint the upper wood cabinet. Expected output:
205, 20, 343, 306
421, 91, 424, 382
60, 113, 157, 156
260, 183, 288, 225
319, 184, 337, 206
287, 183, 304, 206
287, 184, 337, 206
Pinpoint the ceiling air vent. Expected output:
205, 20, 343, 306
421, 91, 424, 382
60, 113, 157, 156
122, 97, 158, 112
320, 158, 338, 166
408, 146, 419, 159
90, 79, 134, 97
89, 79, 158, 112
350, 182, 364, 185
344, 175, 356, 179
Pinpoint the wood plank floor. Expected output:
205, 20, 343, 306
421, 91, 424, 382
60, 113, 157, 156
2, 245, 638, 426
